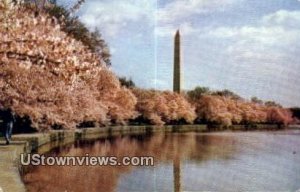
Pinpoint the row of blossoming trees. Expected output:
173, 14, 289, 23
0, 2, 294, 131
132, 88, 293, 126
189, 94, 293, 126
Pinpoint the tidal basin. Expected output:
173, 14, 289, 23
23, 129, 300, 192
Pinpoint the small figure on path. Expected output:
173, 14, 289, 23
1, 108, 16, 145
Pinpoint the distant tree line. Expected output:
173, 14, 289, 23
119, 77, 135, 88
290, 107, 300, 119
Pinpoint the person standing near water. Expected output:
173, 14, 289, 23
1, 108, 16, 145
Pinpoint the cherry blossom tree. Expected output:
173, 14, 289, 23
0, 2, 136, 130
132, 89, 196, 125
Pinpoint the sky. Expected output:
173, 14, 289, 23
58, 0, 300, 107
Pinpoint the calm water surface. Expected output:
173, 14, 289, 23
23, 129, 300, 192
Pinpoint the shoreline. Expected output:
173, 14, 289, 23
0, 124, 298, 192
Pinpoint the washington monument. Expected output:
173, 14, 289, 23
173, 30, 182, 93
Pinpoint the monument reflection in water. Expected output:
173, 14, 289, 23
23, 130, 300, 192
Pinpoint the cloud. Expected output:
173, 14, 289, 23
262, 10, 300, 28
157, 0, 239, 24
210, 25, 299, 46
156, 22, 200, 37
155, 0, 240, 37
79, 0, 156, 37
78, 0, 239, 38
207, 9, 300, 54
199, 10, 300, 106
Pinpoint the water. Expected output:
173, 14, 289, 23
23, 130, 300, 192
